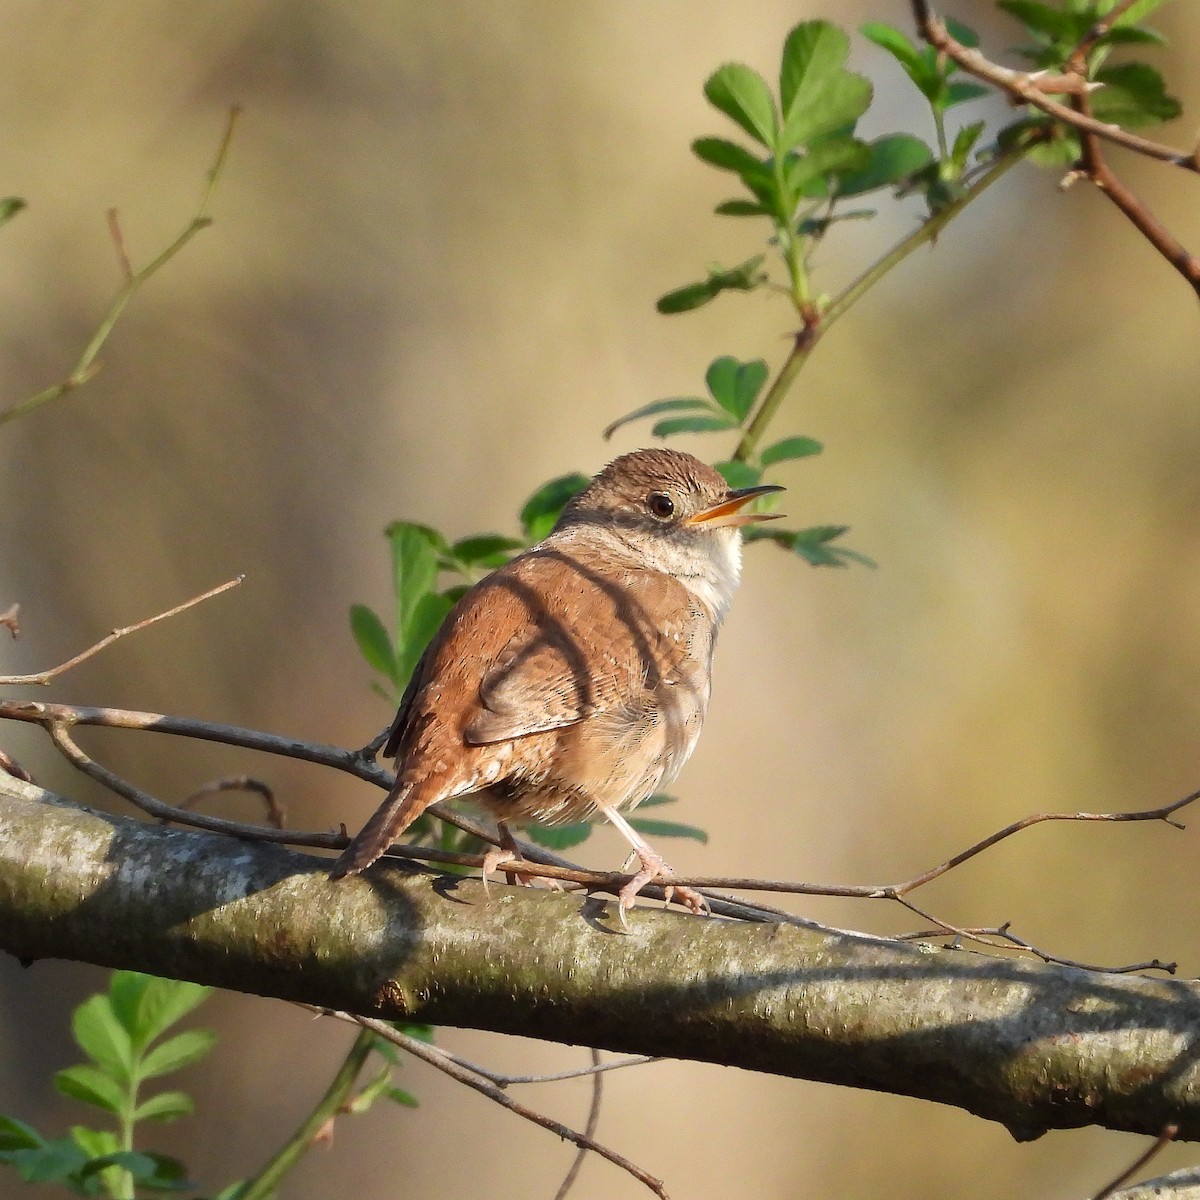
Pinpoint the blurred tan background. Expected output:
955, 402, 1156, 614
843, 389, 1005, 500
2, 1, 1199, 1197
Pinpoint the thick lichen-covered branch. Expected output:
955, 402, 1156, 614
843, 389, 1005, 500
2, 775, 1200, 1143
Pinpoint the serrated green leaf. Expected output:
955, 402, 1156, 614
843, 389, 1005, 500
704, 63, 778, 148
138, 1029, 217, 1080
386, 1087, 420, 1108
653, 415, 737, 439
1092, 62, 1180, 127
132, 1091, 194, 1124
760, 435, 823, 466
713, 460, 763, 490
0, 197, 25, 227
520, 473, 590, 541
525, 822, 594, 850
714, 199, 768, 217
0, 1116, 44, 1153
120, 975, 212, 1050
350, 604, 398, 683
54, 1064, 126, 1115
602, 397, 712, 440
73, 995, 133, 1080
834, 134, 933, 196
626, 818, 708, 844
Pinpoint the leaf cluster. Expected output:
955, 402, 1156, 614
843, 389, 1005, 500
0, 973, 213, 1196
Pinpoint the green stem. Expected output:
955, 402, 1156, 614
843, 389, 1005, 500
235, 1028, 375, 1200
733, 145, 1026, 464
0, 106, 240, 428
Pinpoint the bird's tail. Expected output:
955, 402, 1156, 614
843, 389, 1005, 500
329, 775, 433, 879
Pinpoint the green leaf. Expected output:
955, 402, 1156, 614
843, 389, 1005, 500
706, 356, 767, 420
132, 1091, 194, 1123
138, 1029, 217, 1080
6, 1139, 89, 1185
945, 81, 989, 107
520, 473, 590, 542
54, 1064, 126, 1115
778, 22, 872, 149
525, 822, 593, 850
652, 415, 737, 439
943, 16, 981, 47
79, 1150, 193, 1191
346, 1065, 393, 1115
398, 590, 454, 684
655, 255, 767, 314
950, 121, 986, 173
72, 995, 133, 1081
602, 397, 712, 440
834, 134, 933, 197
111, 974, 212, 1052
713, 460, 763, 490
350, 604, 398, 684
0, 1116, 44, 1153
1092, 62, 1180, 127
704, 63, 778, 148
637, 793, 678, 809
714, 199, 768, 217
0, 197, 25, 227
386, 1086, 420, 1108
744, 524, 876, 567
760, 435, 823, 466
69, 1125, 119, 1160
997, 0, 1087, 40
691, 137, 767, 179
788, 136, 872, 198
656, 280, 721, 314
386, 522, 444, 653
627, 817, 708, 844
449, 535, 523, 567
860, 22, 922, 73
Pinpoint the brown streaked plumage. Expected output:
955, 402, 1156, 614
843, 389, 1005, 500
331, 448, 782, 918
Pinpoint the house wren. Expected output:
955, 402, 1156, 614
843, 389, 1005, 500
331, 448, 781, 918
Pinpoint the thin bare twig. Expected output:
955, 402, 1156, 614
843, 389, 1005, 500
0, 576, 244, 686
1091, 1123, 1179, 1200
106, 209, 133, 282
555, 1048, 604, 1200
910, 0, 1198, 171
313, 1009, 668, 1199
0, 106, 242, 427
180, 775, 286, 829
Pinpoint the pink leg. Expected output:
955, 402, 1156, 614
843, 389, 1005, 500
597, 804, 710, 926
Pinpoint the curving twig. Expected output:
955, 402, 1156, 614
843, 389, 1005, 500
555, 1048, 604, 1200
1091, 1122, 1179, 1200
0, 577, 243, 686
312, 1008, 668, 1199
0, 106, 242, 427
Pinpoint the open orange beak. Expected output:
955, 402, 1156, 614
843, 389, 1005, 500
686, 483, 785, 529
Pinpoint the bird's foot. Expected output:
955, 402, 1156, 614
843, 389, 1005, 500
615, 848, 710, 928
480, 823, 559, 893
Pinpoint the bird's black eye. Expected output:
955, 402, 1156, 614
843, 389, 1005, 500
646, 492, 675, 520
